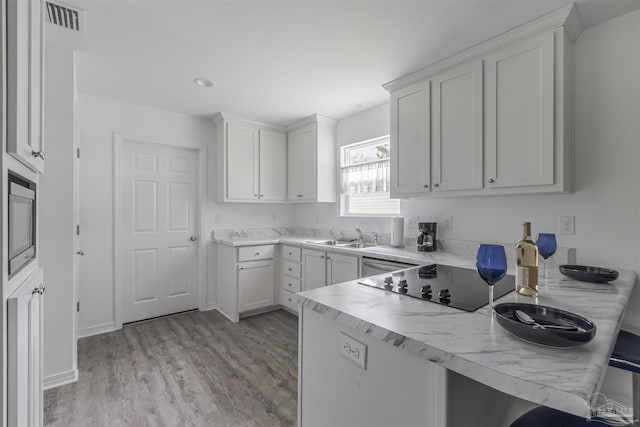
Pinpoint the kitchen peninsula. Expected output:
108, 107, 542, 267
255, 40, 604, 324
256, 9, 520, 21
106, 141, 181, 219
297, 267, 636, 427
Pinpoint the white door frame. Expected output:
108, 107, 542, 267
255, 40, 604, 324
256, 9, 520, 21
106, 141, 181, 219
112, 132, 206, 330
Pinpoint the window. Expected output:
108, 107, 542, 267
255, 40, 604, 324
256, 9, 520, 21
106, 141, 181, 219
340, 136, 400, 216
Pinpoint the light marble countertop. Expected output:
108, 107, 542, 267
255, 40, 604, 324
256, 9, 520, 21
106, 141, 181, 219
297, 268, 636, 418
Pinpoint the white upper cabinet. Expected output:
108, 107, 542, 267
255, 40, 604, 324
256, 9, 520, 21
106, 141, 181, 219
226, 121, 259, 200
431, 60, 483, 192
214, 114, 287, 203
484, 32, 554, 189
258, 129, 287, 201
287, 115, 336, 203
390, 80, 431, 197
384, 5, 580, 198
7, 0, 45, 173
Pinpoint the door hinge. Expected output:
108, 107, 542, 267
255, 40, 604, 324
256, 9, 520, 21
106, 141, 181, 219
76, 301, 80, 312
77, 225, 80, 235
76, 148, 80, 158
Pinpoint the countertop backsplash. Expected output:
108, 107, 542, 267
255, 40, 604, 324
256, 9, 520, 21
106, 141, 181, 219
212, 227, 576, 266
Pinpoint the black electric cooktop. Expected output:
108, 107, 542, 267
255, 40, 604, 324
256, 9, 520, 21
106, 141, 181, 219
358, 264, 515, 312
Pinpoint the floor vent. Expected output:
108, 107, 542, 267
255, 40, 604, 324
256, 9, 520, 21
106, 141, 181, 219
45, 1, 83, 32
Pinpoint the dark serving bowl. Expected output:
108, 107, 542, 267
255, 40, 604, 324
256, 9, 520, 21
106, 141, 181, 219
494, 303, 596, 347
559, 265, 619, 283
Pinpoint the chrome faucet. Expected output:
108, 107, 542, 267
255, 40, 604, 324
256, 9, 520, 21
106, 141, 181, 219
355, 226, 363, 243
372, 232, 378, 245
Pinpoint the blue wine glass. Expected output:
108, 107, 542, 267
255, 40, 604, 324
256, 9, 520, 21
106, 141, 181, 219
476, 244, 508, 310
536, 233, 557, 280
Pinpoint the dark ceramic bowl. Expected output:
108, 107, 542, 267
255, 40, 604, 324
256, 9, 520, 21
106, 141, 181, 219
494, 303, 596, 347
559, 265, 619, 283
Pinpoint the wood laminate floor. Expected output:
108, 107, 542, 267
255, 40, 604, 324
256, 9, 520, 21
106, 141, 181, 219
44, 309, 298, 427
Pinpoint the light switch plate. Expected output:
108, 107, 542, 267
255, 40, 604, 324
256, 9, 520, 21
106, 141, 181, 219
339, 332, 367, 369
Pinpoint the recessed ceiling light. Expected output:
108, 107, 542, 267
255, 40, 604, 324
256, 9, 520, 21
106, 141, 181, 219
349, 101, 363, 109
193, 77, 216, 88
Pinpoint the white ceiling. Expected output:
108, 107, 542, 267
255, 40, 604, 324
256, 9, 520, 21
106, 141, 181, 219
68, 0, 640, 126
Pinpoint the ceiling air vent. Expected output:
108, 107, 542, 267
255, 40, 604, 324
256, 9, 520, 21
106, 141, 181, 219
45, 1, 83, 32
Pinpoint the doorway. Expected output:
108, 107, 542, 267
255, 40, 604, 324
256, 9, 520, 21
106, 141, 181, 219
114, 135, 204, 325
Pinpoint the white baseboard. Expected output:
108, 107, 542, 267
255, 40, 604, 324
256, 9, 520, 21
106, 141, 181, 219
43, 369, 79, 391
203, 302, 217, 311
78, 321, 116, 338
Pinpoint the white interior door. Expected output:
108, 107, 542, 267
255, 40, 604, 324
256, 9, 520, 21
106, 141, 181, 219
121, 141, 199, 323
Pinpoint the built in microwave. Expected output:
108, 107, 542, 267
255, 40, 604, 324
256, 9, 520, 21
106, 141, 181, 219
8, 174, 36, 276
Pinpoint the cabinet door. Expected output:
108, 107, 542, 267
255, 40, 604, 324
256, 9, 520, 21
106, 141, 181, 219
287, 129, 303, 201
238, 260, 274, 313
327, 253, 359, 285
300, 124, 317, 201
226, 122, 259, 200
432, 61, 483, 192
7, 0, 45, 173
485, 32, 554, 188
303, 249, 327, 290
390, 80, 430, 197
8, 268, 43, 427
258, 130, 286, 201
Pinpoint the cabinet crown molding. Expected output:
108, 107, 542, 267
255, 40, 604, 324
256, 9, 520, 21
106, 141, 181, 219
286, 113, 337, 131
211, 112, 286, 132
383, 4, 582, 93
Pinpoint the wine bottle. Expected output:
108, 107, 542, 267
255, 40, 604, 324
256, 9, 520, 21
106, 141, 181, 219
516, 222, 538, 296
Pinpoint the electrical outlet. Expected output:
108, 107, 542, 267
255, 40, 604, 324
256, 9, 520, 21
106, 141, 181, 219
442, 216, 453, 231
559, 216, 575, 235
339, 332, 367, 369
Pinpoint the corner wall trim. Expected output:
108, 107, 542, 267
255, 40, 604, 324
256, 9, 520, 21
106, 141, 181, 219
78, 321, 116, 339
43, 369, 79, 391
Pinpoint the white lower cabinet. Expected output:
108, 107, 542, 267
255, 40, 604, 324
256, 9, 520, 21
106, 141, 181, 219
281, 245, 303, 314
238, 260, 274, 313
216, 244, 276, 322
8, 267, 44, 427
302, 249, 359, 291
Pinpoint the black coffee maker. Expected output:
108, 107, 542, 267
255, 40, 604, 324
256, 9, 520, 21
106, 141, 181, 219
417, 222, 437, 252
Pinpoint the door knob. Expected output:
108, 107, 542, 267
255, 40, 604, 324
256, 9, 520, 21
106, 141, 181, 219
77, 250, 85, 256
32, 151, 46, 160
190, 236, 198, 241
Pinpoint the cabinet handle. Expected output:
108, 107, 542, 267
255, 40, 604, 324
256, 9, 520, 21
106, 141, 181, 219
326, 256, 331, 260
254, 194, 258, 197
76, 250, 85, 256
488, 178, 495, 184
260, 194, 264, 197
288, 298, 292, 302
239, 267, 245, 271
423, 184, 429, 188
434, 183, 439, 188
254, 252, 260, 256
288, 252, 292, 255
297, 194, 302, 198
320, 255, 325, 259
288, 267, 292, 271
32, 151, 46, 160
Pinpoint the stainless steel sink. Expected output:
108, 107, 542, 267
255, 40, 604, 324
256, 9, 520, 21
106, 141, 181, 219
339, 242, 378, 248
306, 240, 378, 249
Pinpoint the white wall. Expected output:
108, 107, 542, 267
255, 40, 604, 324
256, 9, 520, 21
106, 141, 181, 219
297, 9, 640, 329
40, 46, 77, 384
77, 94, 293, 334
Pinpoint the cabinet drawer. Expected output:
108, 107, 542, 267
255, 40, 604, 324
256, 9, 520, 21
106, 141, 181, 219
282, 261, 302, 278
282, 245, 301, 262
238, 245, 274, 262
281, 289, 299, 314
282, 276, 301, 292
